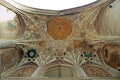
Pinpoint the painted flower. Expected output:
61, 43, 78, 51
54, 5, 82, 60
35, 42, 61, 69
26, 49, 38, 59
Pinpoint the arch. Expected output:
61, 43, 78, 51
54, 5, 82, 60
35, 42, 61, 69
9, 62, 38, 77
40, 60, 77, 77
81, 61, 111, 77
7, 0, 98, 10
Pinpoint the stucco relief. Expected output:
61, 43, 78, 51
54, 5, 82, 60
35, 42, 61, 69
0, 0, 120, 78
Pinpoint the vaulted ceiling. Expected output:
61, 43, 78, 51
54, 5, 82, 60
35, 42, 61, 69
0, 0, 120, 79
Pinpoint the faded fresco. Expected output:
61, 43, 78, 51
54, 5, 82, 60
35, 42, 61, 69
0, 0, 120, 79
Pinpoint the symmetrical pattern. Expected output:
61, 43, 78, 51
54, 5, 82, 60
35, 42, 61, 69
0, 0, 120, 79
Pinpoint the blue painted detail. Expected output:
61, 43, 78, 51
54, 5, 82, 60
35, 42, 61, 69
83, 52, 93, 59
26, 49, 38, 59
7, 22, 14, 27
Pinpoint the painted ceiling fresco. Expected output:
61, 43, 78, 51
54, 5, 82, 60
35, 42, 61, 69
0, 0, 120, 79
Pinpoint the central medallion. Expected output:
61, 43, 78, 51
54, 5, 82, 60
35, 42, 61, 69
47, 17, 72, 40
